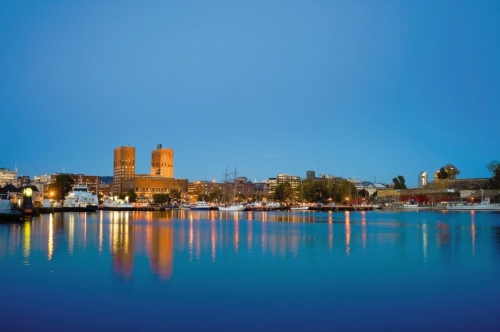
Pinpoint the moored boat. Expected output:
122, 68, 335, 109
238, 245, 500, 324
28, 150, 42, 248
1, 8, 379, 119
0, 193, 23, 221
444, 197, 500, 211
398, 203, 430, 211
190, 201, 211, 210
290, 205, 309, 211
219, 203, 246, 212
101, 196, 134, 210
64, 183, 99, 212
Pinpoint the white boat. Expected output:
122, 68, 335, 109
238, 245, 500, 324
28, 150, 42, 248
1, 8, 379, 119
101, 196, 134, 210
219, 203, 246, 212
398, 203, 429, 211
290, 206, 309, 211
218, 166, 247, 212
64, 184, 99, 212
190, 201, 211, 210
0, 193, 23, 221
445, 197, 500, 211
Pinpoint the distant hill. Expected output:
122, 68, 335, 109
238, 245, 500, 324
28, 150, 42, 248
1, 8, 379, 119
99, 176, 113, 184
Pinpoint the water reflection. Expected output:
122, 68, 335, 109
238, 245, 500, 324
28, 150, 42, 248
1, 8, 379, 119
0, 210, 498, 283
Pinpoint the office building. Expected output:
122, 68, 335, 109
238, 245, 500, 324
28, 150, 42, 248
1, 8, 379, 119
113, 146, 135, 193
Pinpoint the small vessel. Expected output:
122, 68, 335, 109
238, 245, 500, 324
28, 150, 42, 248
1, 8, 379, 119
0, 193, 23, 221
101, 196, 134, 210
444, 195, 500, 211
64, 183, 99, 212
190, 201, 211, 210
219, 203, 246, 212
290, 205, 309, 211
398, 203, 429, 211
218, 166, 247, 212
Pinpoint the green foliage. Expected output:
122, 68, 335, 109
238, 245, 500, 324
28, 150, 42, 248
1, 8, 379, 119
301, 179, 357, 203
118, 189, 137, 202
126, 189, 137, 203
302, 181, 328, 202
494, 193, 500, 203
169, 188, 181, 202
209, 189, 223, 203
273, 183, 294, 202
51, 174, 75, 200
392, 175, 407, 189
152, 194, 170, 204
487, 161, 500, 189
333, 179, 357, 202
197, 194, 209, 202
437, 164, 460, 180
436, 167, 448, 180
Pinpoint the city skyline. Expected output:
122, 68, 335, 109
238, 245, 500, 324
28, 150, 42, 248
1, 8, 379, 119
1, 1, 499, 186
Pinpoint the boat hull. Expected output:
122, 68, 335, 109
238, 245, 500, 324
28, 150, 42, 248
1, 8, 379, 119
0, 210, 24, 221
446, 206, 500, 211
291, 206, 309, 211
218, 205, 246, 212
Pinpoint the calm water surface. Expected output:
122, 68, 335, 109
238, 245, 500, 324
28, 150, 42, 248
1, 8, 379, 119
1, 210, 500, 331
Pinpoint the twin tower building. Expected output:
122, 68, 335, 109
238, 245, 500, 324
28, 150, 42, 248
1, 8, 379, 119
113, 144, 188, 197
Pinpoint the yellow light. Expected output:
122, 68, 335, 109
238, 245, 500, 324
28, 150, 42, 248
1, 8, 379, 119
24, 187, 33, 197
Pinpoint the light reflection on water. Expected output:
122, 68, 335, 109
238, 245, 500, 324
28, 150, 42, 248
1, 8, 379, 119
0, 210, 500, 331
1, 210, 499, 278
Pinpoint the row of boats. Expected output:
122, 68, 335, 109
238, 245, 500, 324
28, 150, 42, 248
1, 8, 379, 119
182, 201, 294, 211
399, 197, 500, 211
2, 183, 499, 221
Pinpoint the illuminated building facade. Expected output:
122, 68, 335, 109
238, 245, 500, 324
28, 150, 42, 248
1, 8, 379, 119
113, 146, 135, 193
0, 167, 18, 187
122, 176, 188, 201
188, 181, 223, 202
151, 144, 174, 178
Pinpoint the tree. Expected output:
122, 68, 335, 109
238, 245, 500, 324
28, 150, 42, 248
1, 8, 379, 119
302, 181, 328, 202
118, 189, 137, 202
169, 188, 181, 202
152, 194, 170, 204
126, 189, 137, 203
197, 194, 209, 202
333, 179, 357, 203
274, 183, 294, 202
392, 175, 407, 189
436, 167, 448, 180
487, 160, 500, 189
50, 174, 75, 200
437, 164, 460, 180
209, 189, 223, 203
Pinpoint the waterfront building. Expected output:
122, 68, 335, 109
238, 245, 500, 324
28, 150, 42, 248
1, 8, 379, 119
251, 181, 270, 201
0, 167, 18, 187
122, 175, 188, 202
113, 146, 135, 193
188, 180, 223, 203
266, 178, 278, 196
277, 174, 301, 191
151, 143, 174, 178
47, 174, 100, 197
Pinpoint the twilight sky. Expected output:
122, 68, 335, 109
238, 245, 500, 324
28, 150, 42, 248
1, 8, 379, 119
1, 1, 499, 186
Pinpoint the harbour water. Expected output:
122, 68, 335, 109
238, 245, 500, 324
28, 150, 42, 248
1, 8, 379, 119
1, 210, 500, 331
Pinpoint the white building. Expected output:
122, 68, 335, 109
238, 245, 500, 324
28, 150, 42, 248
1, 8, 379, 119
0, 167, 18, 187
418, 171, 428, 188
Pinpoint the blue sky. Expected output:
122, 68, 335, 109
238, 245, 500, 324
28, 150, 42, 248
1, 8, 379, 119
1, 1, 499, 186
